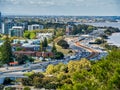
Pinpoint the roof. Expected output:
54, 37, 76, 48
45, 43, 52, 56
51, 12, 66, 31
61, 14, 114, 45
12, 26, 23, 29
9, 62, 18, 65
14, 51, 35, 54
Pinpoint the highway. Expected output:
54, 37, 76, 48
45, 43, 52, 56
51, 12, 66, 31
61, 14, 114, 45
75, 41, 99, 59
0, 36, 107, 80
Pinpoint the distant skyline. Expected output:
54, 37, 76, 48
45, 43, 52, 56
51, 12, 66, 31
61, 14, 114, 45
0, 0, 120, 16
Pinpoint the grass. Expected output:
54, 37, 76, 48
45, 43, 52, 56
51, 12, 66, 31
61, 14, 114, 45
54, 36, 75, 55
54, 36, 64, 43
24, 71, 34, 77
55, 44, 75, 55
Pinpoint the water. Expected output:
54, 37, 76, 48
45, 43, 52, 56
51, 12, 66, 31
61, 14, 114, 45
107, 33, 120, 47
76, 22, 120, 47
76, 22, 120, 29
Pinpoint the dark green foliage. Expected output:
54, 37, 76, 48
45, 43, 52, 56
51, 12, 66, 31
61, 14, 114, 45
57, 39, 69, 49
104, 27, 120, 35
44, 83, 58, 89
22, 78, 32, 86
16, 47, 22, 51
43, 38, 48, 47
15, 55, 34, 64
3, 77, 12, 85
72, 24, 96, 35
39, 38, 48, 52
44, 23, 66, 29
1, 36, 13, 64
54, 52, 64, 59
51, 42, 57, 53
0, 85, 4, 90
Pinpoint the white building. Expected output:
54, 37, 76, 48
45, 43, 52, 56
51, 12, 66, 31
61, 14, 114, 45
2, 22, 14, 34
9, 26, 24, 37
36, 33, 53, 39
28, 24, 44, 30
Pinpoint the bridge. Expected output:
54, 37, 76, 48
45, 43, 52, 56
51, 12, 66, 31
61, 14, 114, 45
0, 72, 27, 84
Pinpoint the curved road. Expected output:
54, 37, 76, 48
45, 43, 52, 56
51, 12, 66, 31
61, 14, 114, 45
75, 41, 99, 59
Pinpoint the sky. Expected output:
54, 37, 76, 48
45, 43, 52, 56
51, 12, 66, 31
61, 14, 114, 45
0, 0, 120, 16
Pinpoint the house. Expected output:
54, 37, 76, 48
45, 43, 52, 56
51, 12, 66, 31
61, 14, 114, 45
36, 52, 54, 57
13, 51, 54, 58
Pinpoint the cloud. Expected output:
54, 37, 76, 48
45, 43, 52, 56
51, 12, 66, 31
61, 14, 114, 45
0, 0, 119, 16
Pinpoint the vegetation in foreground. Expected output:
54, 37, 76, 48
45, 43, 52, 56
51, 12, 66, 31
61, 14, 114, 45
20, 49, 120, 90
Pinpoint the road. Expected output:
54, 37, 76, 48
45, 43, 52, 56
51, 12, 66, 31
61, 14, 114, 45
0, 36, 107, 77
75, 41, 99, 59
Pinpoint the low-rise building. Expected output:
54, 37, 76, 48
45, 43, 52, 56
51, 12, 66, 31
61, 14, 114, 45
66, 25, 73, 35
13, 51, 54, 58
36, 33, 53, 39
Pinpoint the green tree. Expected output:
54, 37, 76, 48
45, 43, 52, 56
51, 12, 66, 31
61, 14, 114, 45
46, 64, 55, 74
23, 31, 30, 39
1, 36, 13, 64
57, 39, 69, 49
54, 52, 64, 59
39, 42, 43, 52
52, 42, 57, 53
43, 37, 48, 47
30, 32, 36, 39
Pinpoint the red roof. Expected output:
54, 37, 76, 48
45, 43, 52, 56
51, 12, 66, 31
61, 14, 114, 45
9, 62, 18, 65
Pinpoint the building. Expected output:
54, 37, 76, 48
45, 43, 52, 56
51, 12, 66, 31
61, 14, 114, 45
1, 20, 27, 34
28, 24, 44, 30
9, 26, 24, 37
22, 44, 40, 51
2, 21, 14, 34
36, 33, 53, 39
13, 51, 54, 58
66, 25, 73, 35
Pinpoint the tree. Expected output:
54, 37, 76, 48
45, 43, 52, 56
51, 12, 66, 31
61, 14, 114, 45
54, 52, 64, 59
57, 39, 69, 49
23, 31, 30, 39
46, 64, 55, 74
1, 36, 13, 64
30, 32, 36, 39
3, 77, 12, 85
43, 37, 48, 47
39, 42, 43, 52
52, 42, 57, 53
24, 87, 31, 90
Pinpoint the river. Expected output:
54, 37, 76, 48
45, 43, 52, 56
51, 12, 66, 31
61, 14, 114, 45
76, 22, 120, 29
76, 22, 120, 47
107, 33, 120, 47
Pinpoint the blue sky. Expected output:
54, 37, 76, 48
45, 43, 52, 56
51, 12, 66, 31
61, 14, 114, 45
0, 0, 120, 16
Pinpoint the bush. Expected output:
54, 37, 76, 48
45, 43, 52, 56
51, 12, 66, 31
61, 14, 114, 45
54, 52, 64, 59
0, 85, 4, 90
57, 40, 69, 49
24, 86, 31, 90
44, 83, 58, 89
5, 87, 16, 90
